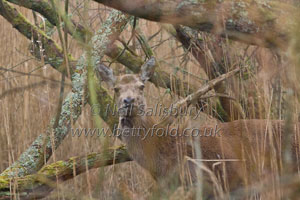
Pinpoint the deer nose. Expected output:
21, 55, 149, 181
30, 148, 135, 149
123, 97, 135, 105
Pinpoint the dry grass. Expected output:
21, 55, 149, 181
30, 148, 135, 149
0, 1, 300, 199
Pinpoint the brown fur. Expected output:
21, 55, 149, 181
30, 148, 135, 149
98, 65, 300, 192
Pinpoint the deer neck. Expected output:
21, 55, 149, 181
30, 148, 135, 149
119, 114, 158, 144
119, 114, 175, 176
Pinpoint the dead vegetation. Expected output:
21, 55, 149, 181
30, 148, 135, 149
0, 0, 300, 199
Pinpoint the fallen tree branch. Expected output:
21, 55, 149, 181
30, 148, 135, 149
10, 0, 296, 49
0, 0, 74, 72
0, 146, 131, 200
92, 0, 296, 50
168, 25, 243, 120
159, 67, 241, 125
177, 67, 241, 108
107, 42, 195, 96
6, 0, 199, 97
0, 2, 128, 178
6, 0, 87, 40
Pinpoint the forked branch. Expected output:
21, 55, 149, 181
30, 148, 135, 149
159, 67, 241, 125
0, 2, 127, 178
177, 67, 240, 107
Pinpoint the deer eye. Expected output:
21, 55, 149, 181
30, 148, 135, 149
114, 87, 120, 93
139, 85, 145, 90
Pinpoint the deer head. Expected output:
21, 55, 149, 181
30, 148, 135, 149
97, 57, 156, 118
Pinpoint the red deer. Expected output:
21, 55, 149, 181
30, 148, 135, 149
97, 57, 300, 198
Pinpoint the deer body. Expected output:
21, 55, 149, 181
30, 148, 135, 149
119, 113, 290, 187
119, 114, 179, 180
97, 58, 299, 191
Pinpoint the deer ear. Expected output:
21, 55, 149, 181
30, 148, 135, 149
96, 63, 116, 88
140, 57, 156, 83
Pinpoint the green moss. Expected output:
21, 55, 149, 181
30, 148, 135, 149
0, 177, 10, 188
1, 0, 79, 73
0, 1, 129, 181
215, 101, 229, 122
85, 153, 98, 166
39, 161, 68, 176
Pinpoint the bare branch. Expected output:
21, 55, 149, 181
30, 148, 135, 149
159, 67, 240, 125
106, 44, 196, 96
169, 25, 243, 120
177, 67, 240, 107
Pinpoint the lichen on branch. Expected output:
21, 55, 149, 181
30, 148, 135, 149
0, 3, 129, 179
92, 0, 296, 49
0, 146, 131, 200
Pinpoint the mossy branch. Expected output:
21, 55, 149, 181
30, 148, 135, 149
6, 0, 87, 41
5, 0, 199, 98
0, 3, 127, 178
0, 146, 131, 200
0, 55, 87, 178
0, 0, 83, 177
93, 0, 296, 50
0, 0, 75, 73
106, 44, 195, 96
